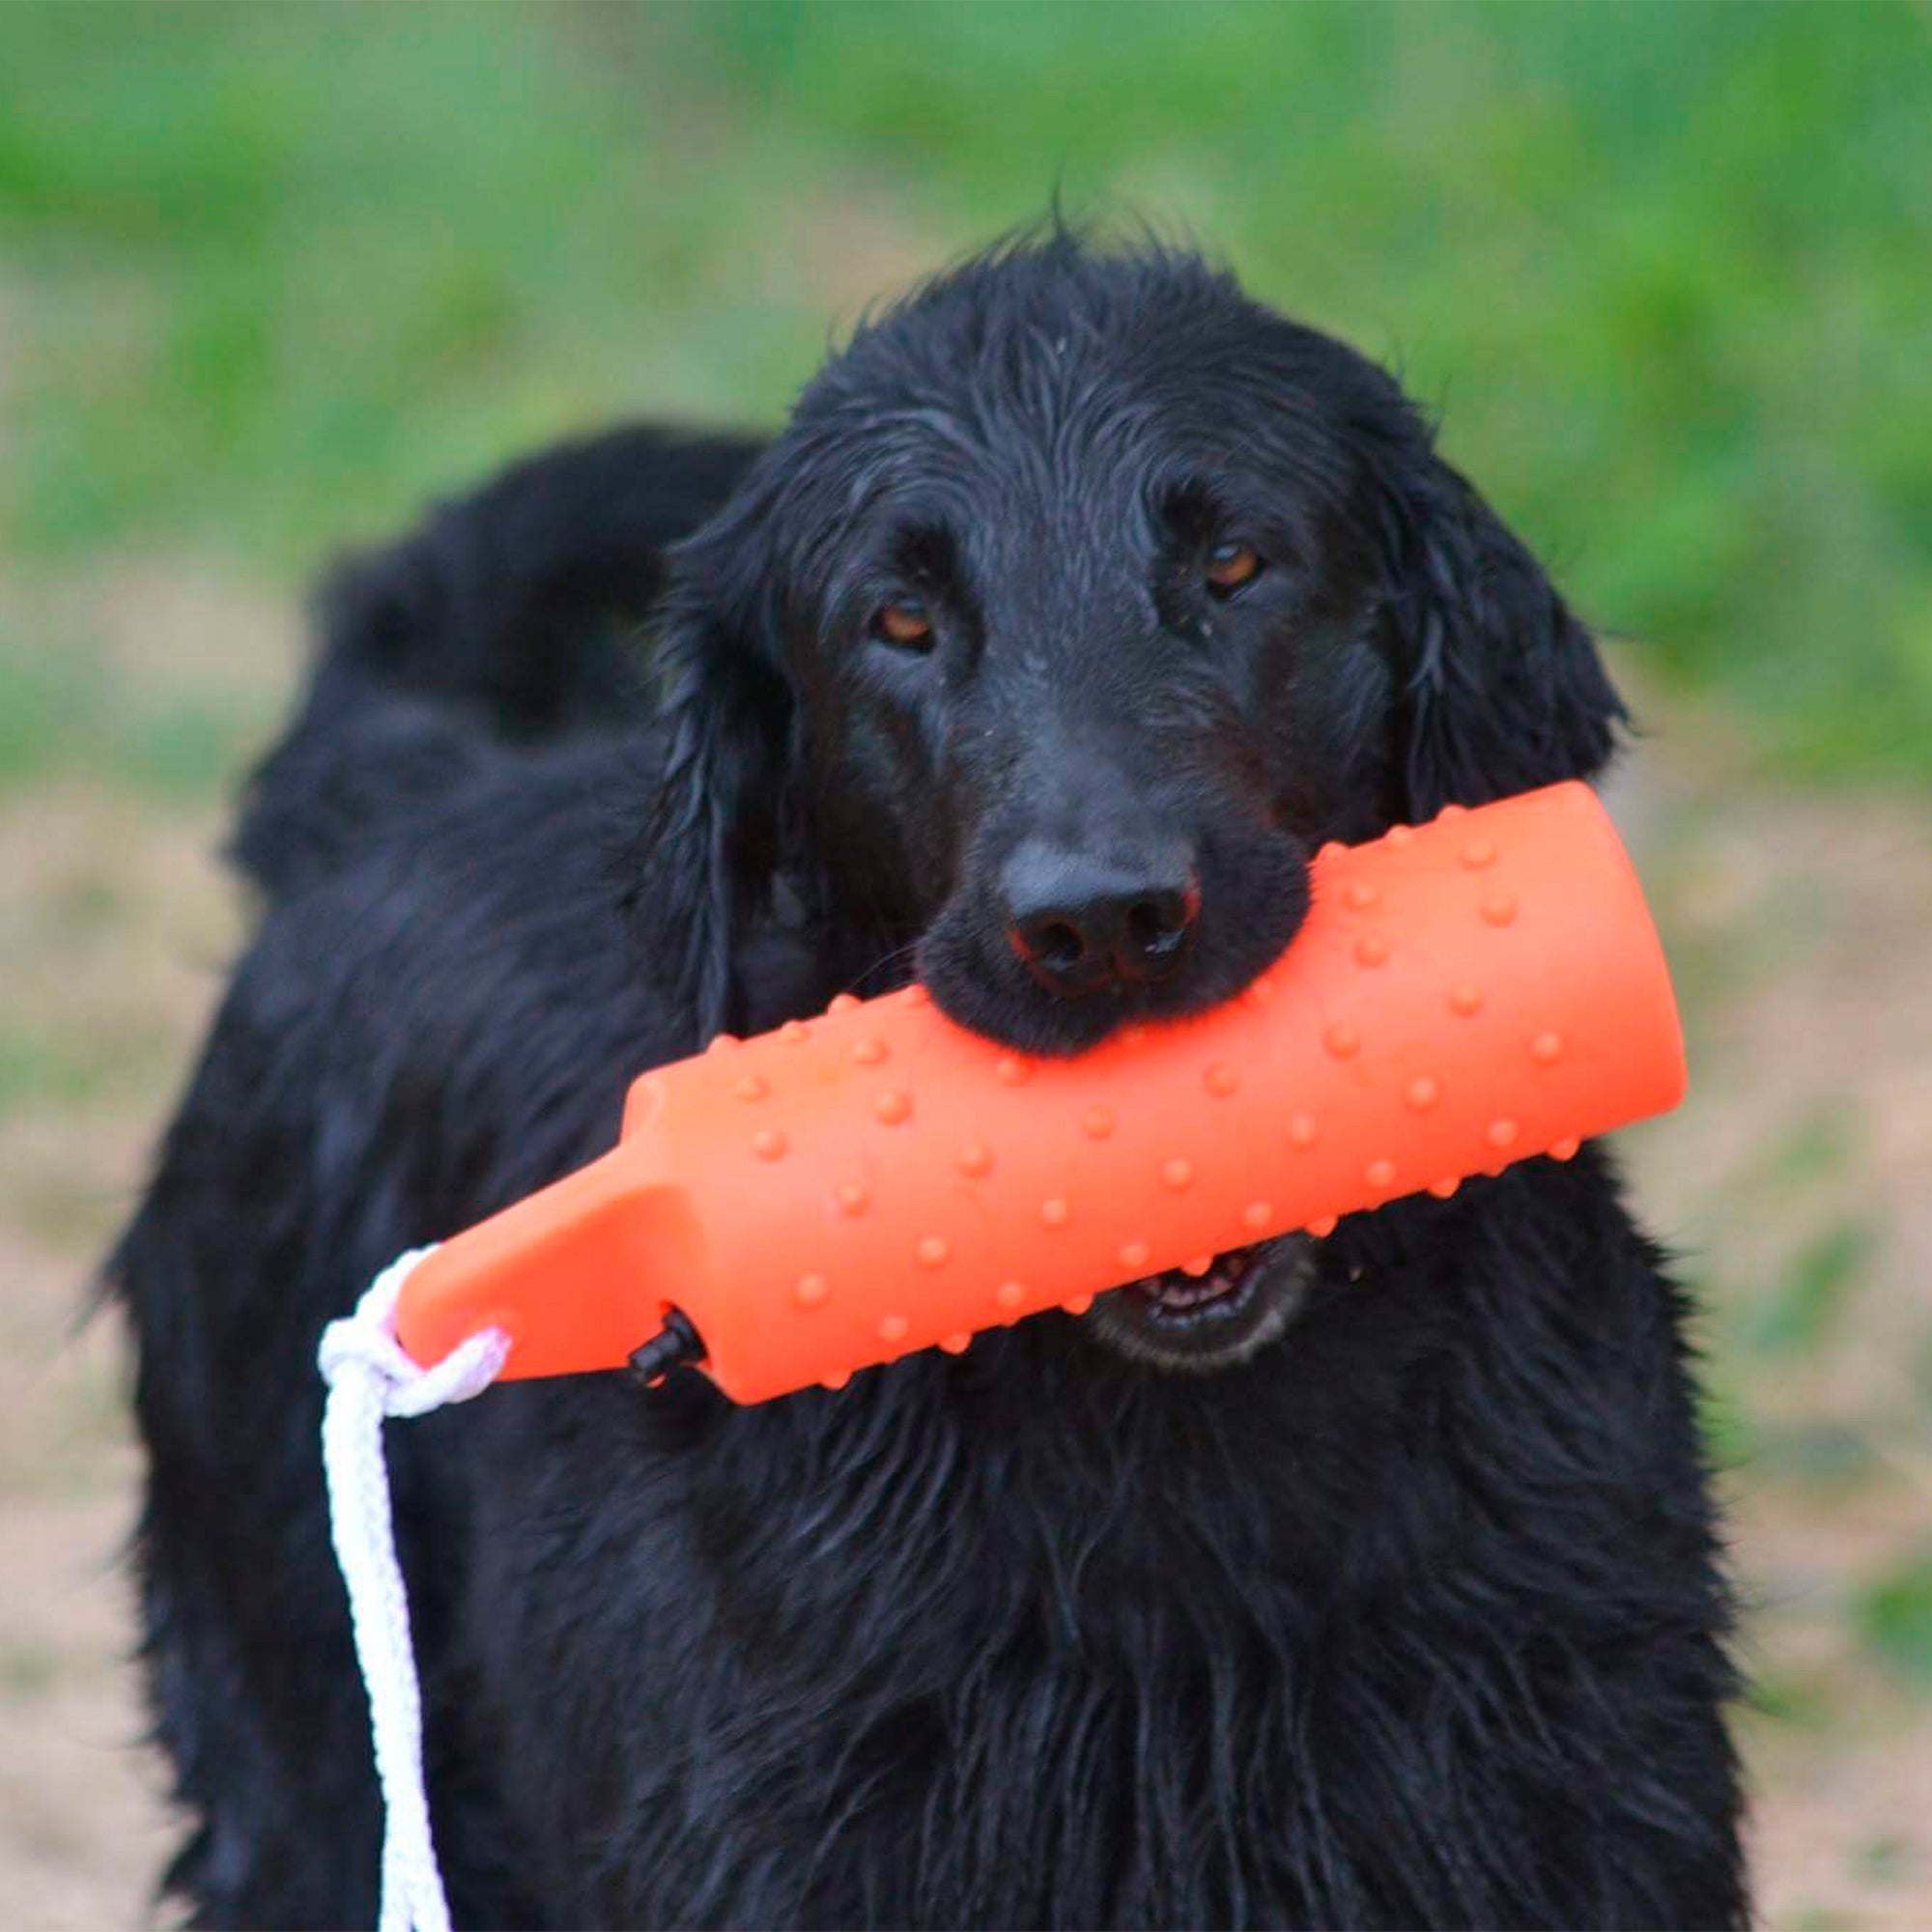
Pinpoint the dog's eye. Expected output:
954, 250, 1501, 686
1204, 541, 1263, 596
873, 596, 935, 649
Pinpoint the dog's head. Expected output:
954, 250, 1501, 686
646, 235, 1623, 1370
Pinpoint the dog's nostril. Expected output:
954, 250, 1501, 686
1034, 921, 1087, 970
1123, 891, 1194, 978
1127, 897, 1185, 950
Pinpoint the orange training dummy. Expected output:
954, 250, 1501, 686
395, 780, 1685, 1403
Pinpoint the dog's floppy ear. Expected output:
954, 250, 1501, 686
1378, 451, 1626, 817
636, 509, 796, 1045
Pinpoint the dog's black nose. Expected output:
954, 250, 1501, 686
1003, 841, 1197, 997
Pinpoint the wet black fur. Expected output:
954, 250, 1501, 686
111, 236, 1744, 1928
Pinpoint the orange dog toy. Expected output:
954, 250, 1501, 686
395, 781, 1684, 1403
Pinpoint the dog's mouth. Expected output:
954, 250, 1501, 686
1081, 1235, 1317, 1374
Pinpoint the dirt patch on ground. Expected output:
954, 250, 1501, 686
1, 602, 1926, 1926
1608, 690, 1932, 1929
0, 777, 246, 1926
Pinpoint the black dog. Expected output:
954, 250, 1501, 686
113, 234, 1744, 1928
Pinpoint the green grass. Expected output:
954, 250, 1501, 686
0, 621, 265, 801
1854, 1547, 1932, 1690
2, 0, 1928, 784
1854, 1834, 1923, 1889
1741, 1218, 1874, 1359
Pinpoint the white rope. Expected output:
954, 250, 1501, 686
319, 1246, 510, 1932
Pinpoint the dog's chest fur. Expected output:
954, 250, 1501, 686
442, 1176, 1709, 1928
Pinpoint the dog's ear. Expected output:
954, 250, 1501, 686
1378, 451, 1626, 817
635, 517, 796, 1046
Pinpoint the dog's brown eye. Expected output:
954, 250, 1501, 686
874, 597, 934, 648
1205, 541, 1262, 594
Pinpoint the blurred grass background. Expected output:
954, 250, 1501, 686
1, 5, 1929, 1926
4, 1, 1930, 781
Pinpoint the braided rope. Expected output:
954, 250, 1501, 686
319, 1247, 509, 1932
